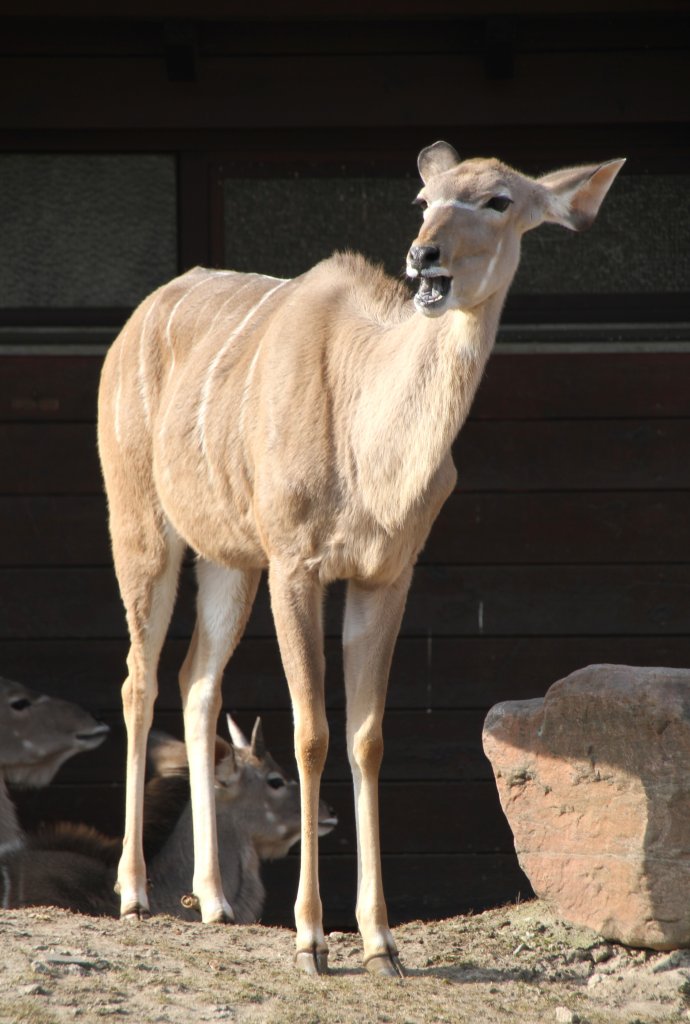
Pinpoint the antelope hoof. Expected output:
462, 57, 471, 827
364, 952, 406, 978
182, 893, 235, 924
120, 903, 151, 921
295, 949, 329, 976
206, 906, 235, 925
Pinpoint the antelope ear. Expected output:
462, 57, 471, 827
226, 712, 250, 748
418, 141, 460, 184
147, 731, 188, 776
539, 158, 626, 232
215, 742, 239, 785
250, 716, 266, 758
214, 736, 233, 765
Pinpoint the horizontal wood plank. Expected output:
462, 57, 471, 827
51, 708, 494, 784
0, 423, 102, 494
3, 419, 690, 494
0, 355, 102, 422
2, 565, 689, 639
0, 495, 111, 565
3, 491, 690, 566
2, 3, 687, 19
13, 780, 514, 855
428, 491, 690, 564
4, 635, 690, 712
472, 352, 690, 420
452, 419, 690, 491
2, 353, 689, 423
261, 853, 532, 928
0, 51, 687, 129
3, 14, 688, 59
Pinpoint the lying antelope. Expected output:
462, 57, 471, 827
0, 675, 109, 905
4, 715, 336, 921
147, 716, 337, 922
97, 140, 624, 975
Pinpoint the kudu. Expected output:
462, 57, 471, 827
147, 715, 337, 922
97, 140, 624, 975
5, 715, 336, 921
0, 675, 109, 905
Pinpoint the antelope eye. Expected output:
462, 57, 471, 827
412, 196, 428, 211
267, 774, 286, 790
10, 698, 31, 711
484, 196, 513, 213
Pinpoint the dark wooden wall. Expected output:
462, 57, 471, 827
2, 349, 689, 928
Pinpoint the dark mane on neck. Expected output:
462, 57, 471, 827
30, 821, 121, 865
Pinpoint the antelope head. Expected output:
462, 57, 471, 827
222, 714, 338, 860
0, 676, 109, 788
407, 140, 626, 317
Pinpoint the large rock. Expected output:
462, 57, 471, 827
482, 664, 690, 950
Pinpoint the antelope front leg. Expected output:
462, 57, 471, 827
268, 563, 329, 975
343, 568, 413, 977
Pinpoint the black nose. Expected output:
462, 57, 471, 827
408, 244, 441, 269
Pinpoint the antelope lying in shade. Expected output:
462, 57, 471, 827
146, 716, 337, 923
4, 715, 337, 921
0, 675, 110, 906
98, 140, 624, 975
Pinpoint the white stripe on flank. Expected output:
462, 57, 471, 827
165, 274, 217, 374
196, 278, 289, 461
237, 339, 264, 440
205, 295, 238, 336
191, 278, 262, 452
114, 342, 124, 445
137, 295, 161, 428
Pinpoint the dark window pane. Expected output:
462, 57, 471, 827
224, 176, 420, 280
0, 155, 177, 308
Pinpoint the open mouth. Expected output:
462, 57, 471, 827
414, 273, 452, 312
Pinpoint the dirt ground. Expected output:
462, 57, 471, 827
3, 900, 690, 1024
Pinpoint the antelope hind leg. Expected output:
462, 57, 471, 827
180, 562, 260, 924
116, 528, 186, 919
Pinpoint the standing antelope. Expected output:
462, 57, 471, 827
97, 141, 624, 975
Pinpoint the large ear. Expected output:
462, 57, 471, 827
539, 158, 626, 231
215, 741, 239, 787
226, 712, 250, 749
214, 735, 233, 764
147, 730, 188, 777
418, 141, 460, 184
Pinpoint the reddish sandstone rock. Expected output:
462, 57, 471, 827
482, 665, 690, 950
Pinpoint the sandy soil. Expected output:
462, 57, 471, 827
2, 899, 690, 1024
